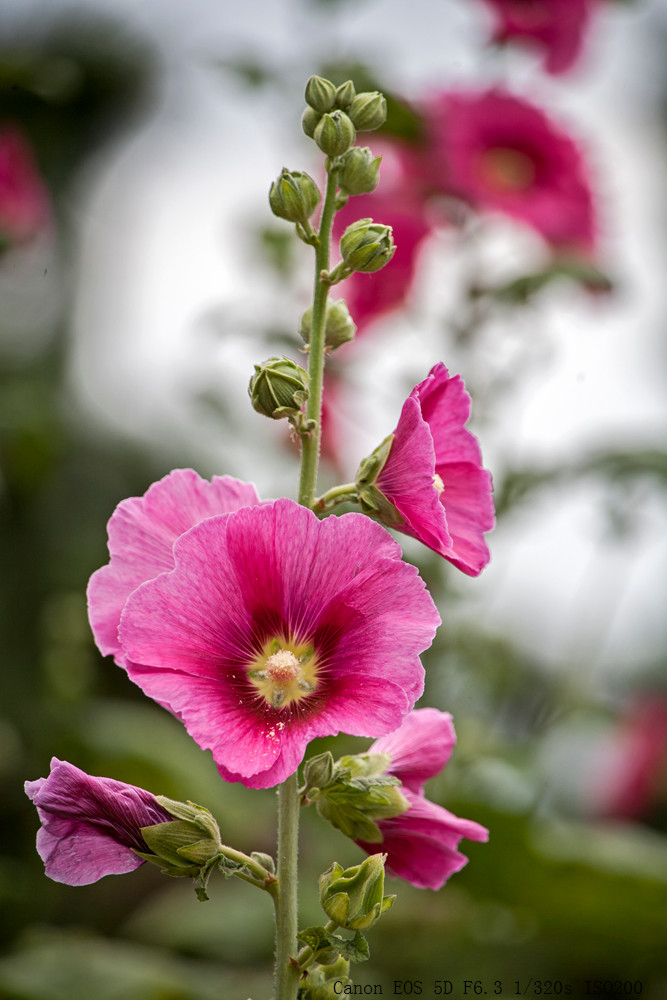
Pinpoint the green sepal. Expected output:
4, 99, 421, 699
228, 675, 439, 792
251, 851, 276, 875
140, 820, 220, 871
319, 856, 395, 931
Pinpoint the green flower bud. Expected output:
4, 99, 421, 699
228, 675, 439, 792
305, 75, 337, 114
302, 956, 351, 1000
302, 106, 322, 139
300, 298, 356, 351
248, 356, 310, 419
137, 797, 222, 878
313, 110, 356, 157
337, 146, 382, 196
340, 218, 396, 273
302, 750, 335, 794
311, 750, 409, 843
348, 91, 387, 132
319, 856, 395, 931
335, 80, 356, 111
269, 168, 321, 224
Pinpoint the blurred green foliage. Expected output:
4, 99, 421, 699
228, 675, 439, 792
1, 11, 667, 1000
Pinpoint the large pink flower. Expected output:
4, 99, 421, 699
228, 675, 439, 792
0, 124, 50, 250
87, 468, 262, 668
424, 88, 596, 254
365, 362, 494, 575
355, 709, 489, 889
25, 758, 172, 886
479, 0, 598, 75
92, 483, 440, 789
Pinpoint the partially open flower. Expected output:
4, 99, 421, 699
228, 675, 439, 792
25, 759, 174, 885
357, 363, 494, 576
91, 482, 440, 789
354, 709, 489, 889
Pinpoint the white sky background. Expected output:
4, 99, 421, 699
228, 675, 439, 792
5, 0, 667, 695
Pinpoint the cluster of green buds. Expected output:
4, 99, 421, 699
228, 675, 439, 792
301, 749, 409, 844
302, 75, 387, 160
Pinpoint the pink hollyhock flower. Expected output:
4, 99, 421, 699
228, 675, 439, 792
479, 0, 598, 76
355, 709, 489, 889
594, 697, 667, 823
0, 124, 50, 250
360, 362, 494, 575
25, 758, 172, 885
92, 489, 440, 789
87, 468, 262, 669
424, 88, 596, 254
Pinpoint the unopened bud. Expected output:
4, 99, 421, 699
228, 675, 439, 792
319, 855, 395, 931
313, 110, 356, 157
249, 356, 310, 419
335, 80, 356, 111
337, 147, 381, 196
305, 75, 337, 114
269, 168, 321, 224
348, 91, 387, 132
340, 218, 395, 273
302, 106, 322, 139
300, 298, 356, 351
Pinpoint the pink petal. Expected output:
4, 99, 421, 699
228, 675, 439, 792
370, 709, 457, 793
87, 469, 260, 664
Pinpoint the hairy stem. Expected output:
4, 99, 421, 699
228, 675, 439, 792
274, 772, 301, 1000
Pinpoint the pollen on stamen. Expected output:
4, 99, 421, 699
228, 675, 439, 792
433, 473, 445, 495
265, 649, 301, 684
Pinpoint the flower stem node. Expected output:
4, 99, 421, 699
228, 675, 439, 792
319, 855, 395, 931
269, 168, 321, 224
314, 110, 356, 158
347, 91, 387, 132
337, 147, 382, 197
248, 356, 310, 419
340, 218, 396, 274
305, 75, 338, 114
300, 298, 356, 351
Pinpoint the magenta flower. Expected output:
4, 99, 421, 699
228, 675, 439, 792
91, 485, 440, 789
25, 758, 172, 885
0, 124, 50, 250
355, 709, 489, 889
362, 362, 494, 576
424, 88, 596, 254
479, 0, 598, 76
87, 468, 262, 669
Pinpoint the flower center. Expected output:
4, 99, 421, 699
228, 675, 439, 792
433, 473, 445, 495
248, 637, 319, 711
479, 146, 536, 192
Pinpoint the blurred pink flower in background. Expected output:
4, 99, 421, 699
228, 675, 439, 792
478, 0, 599, 75
355, 709, 489, 889
0, 124, 50, 250
594, 697, 667, 824
370, 362, 495, 575
25, 759, 172, 885
423, 88, 597, 254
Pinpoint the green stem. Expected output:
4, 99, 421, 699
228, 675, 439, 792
313, 482, 357, 514
274, 771, 301, 1000
298, 167, 339, 509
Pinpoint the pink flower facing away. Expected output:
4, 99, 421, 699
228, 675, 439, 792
355, 709, 489, 889
371, 362, 494, 576
479, 0, 598, 76
25, 758, 172, 886
424, 88, 596, 255
89, 472, 440, 789
0, 124, 50, 250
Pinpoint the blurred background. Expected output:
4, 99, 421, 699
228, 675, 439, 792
2, 0, 667, 997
